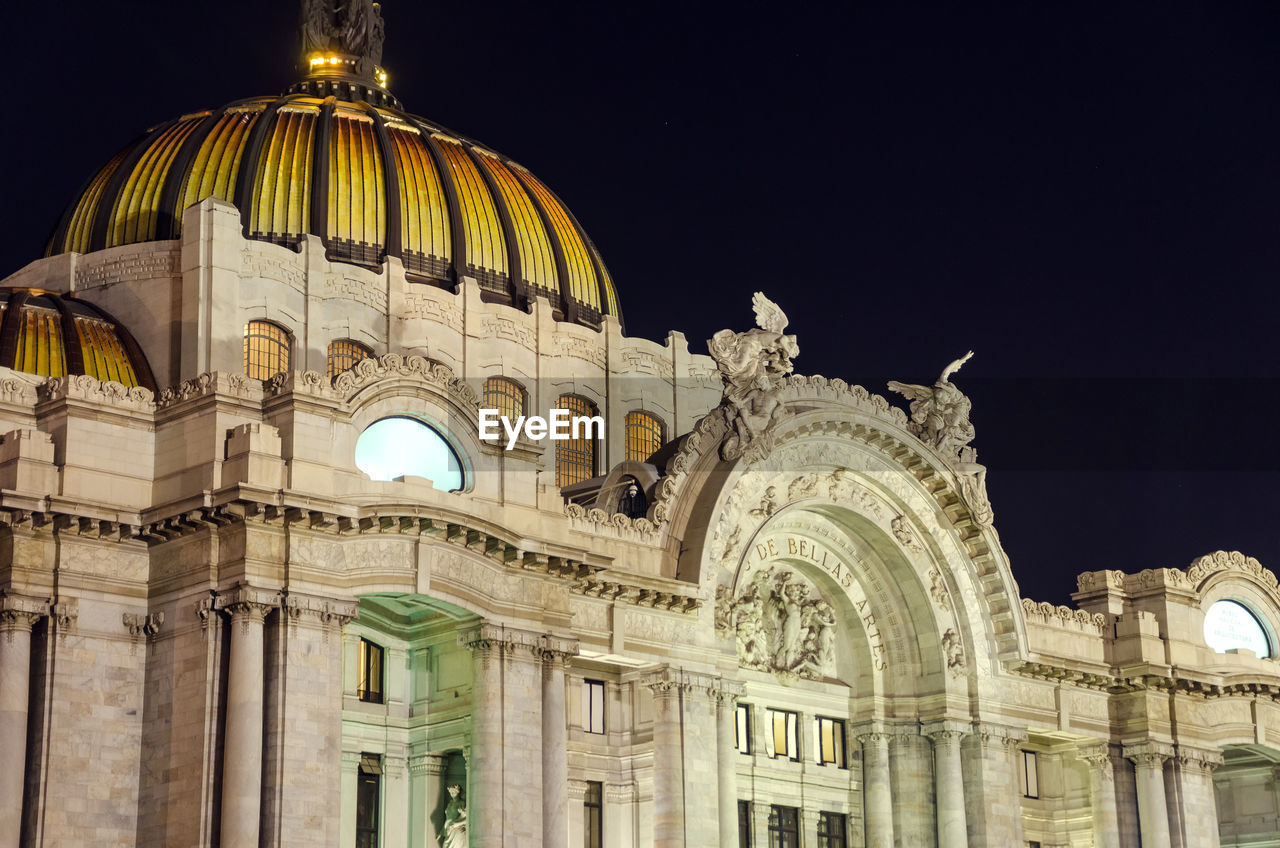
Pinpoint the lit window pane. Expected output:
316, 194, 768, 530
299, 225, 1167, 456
483, 377, 525, 424
355, 417, 464, 491
624, 410, 664, 462
1204, 600, 1271, 657
328, 339, 372, 378
556, 394, 598, 487
243, 320, 291, 380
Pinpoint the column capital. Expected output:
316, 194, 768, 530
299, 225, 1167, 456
640, 666, 723, 700
0, 593, 48, 636
1078, 742, 1116, 776
123, 611, 165, 642
409, 752, 446, 777
567, 779, 590, 802
605, 782, 636, 804
458, 622, 551, 661
1175, 744, 1225, 774
1124, 739, 1175, 767
280, 591, 357, 627
215, 585, 280, 620
973, 722, 1028, 750
922, 720, 969, 743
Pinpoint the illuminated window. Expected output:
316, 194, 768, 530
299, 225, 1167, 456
355, 417, 464, 491
768, 805, 799, 848
624, 410, 665, 462
243, 320, 291, 380
327, 339, 372, 378
356, 753, 381, 848
768, 708, 798, 761
815, 716, 846, 767
556, 394, 598, 487
483, 377, 525, 425
1021, 750, 1039, 798
583, 679, 605, 734
356, 639, 383, 704
1204, 600, 1272, 658
735, 703, 752, 754
817, 812, 846, 848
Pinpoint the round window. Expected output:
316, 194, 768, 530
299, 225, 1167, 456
1204, 600, 1271, 658
355, 417, 464, 491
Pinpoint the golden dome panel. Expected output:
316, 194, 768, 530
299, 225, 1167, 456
47, 93, 622, 329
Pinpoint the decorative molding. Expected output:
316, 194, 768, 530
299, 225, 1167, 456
1020, 598, 1107, 632
722, 567, 835, 681
329, 353, 479, 408
38, 374, 154, 412
157, 371, 259, 408
941, 628, 966, 675
123, 611, 164, 639
1123, 740, 1175, 767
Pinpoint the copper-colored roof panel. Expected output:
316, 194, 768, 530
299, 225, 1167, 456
474, 150, 559, 298
431, 134, 508, 279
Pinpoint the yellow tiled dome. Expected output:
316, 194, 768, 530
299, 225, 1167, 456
46, 70, 621, 330
0, 288, 155, 390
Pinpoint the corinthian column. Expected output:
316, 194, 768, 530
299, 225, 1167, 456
645, 669, 686, 847
928, 726, 969, 848
0, 599, 45, 848
715, 681, 745, 842
541, 636, 577, 848
1125, 741, 1173, 848
219, 588, 278, 848
461, 627, 503, 848
1175, 746, 1224, 848
858, 730, 895, 848
1080, 744, 1120, 848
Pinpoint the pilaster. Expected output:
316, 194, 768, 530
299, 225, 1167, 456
0, 596, 47, 848
1125, 740, 1175, 848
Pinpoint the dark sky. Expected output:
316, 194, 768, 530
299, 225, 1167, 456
3, 1, 1279, 603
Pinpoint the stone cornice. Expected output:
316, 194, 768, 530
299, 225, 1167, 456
458, 624, 579, 661
640, 666, 725, 699
1076, 551, 1279, 601
1020, 598, 1108, 632
156, 371, 262, 411
37, 374, 155, 414
281, 592, 358, 627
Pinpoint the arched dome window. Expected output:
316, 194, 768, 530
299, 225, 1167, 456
355, 417, 464, 491
624, 410, 665, 463
1204, 600, 1272, 658
327, 339, 373, 378
483, 376, 525, 424
243, 320, 292, 381
555, 394, 598, 487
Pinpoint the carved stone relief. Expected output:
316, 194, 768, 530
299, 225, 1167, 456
717, 567, 834, 682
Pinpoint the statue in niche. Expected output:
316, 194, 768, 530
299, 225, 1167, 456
726, 568, 835, 680
439, 784, 467, 848
888, 351, 976, 461
708, 293, 799, 462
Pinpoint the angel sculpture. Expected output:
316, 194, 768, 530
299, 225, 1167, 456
888, 351, 976, 460
707, 293, 800, 462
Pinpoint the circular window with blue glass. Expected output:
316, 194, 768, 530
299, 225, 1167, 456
355, 417, 465, 491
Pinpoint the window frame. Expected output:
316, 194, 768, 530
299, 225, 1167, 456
482, 376, 527, 430
735, 703, 752, 755
1021, 750, 1039, 799
584, 780, 603, 848
738, 800, 752, 848
767, 708, 799, 761
623, 409, 665, 462
817, 811, 847, 848
767, 804, 800, 848
583, 679, 606, 734
555, 393, 599, 487
814, 716, 846, 768
356, 638, 384, 704
327, 338, 373, 378
242, 319, 292, 381
355, 753, 381, 848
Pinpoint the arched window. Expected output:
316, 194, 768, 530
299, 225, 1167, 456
555, 394, 598, 487
243, 320, 291, 381
327, 339, 373, 378
355, 417, 465, 491
483, 376, 525, 423
625, 410, 665, 462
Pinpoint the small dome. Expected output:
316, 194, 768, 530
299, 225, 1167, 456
46, 92, 622, 330
0, 288, 155, 390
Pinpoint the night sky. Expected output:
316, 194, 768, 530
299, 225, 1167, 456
3, 1, 1278, 603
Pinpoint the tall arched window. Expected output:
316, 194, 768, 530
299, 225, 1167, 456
327, 339, 373, 378
483, 376, 525, 423
625, 410, 665, 462
556, 394, 598, 487
243, 320, 291, 380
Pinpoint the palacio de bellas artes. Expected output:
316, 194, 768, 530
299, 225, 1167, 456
2, 1, 1280, 847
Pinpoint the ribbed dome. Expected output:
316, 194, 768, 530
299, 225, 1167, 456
0, 288, 155, 390
46, 93, 622, 329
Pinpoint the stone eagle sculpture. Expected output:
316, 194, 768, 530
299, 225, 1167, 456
888, 351, 976, 460
707, 293, 799, 462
